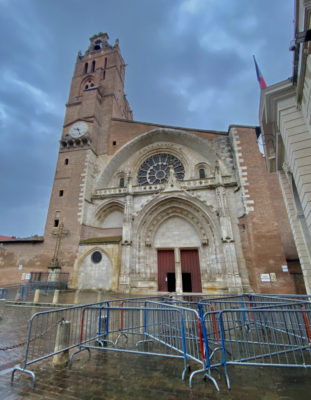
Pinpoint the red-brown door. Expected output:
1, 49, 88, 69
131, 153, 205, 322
157, 250, 175, 291
180, 249, 202, 293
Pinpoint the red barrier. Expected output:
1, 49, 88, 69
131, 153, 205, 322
302, 309, 311, 345
80, 309, 86, 342
197, 318, 205, 363
209, 305, 219, 342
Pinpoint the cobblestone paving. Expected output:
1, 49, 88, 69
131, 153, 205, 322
1, 298, 311, 399
0, 304, 33, 372
0, 291, 134, 373
0, 350, 311, 399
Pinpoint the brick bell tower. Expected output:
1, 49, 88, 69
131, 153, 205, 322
43, 33, 132, 275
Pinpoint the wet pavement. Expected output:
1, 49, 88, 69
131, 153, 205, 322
0, 291, 133, 373
0, 303, 47, 372
1, 292, 311, 399
1, 351, 311, 399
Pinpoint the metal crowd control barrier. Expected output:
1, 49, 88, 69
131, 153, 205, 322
10, 293, 311, 392
201, 300, 311, 387
0, 281, 68, 301
69, 300, 220, 390
216, 308, 311, 389
10, 296, 162, 386
144, 301, 220, 389
0, 287, 9, 299
246, 293, 311, 302
11, 303, 90, 386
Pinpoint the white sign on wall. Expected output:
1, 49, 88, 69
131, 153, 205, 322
260, 273, 271, 282
18, 264, 23, 270
282, 265, 288, 272
25, 273, 31, 280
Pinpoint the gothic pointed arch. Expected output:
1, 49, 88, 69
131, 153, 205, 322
134, 193, 221, 248
122, 192, 226, 293
95, 199, 124, 220
95, 199, 124, 228
80, 75, 96, 93
74, 246, 113, 290
96, 128, 229, 189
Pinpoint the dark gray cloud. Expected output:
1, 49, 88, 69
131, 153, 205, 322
0, 0, 294, 236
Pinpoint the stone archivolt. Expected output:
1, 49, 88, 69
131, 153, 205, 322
135, 194, 218, 247
95, 128, 229, 189
95, 199, 125, 224
123, 192, 229, 289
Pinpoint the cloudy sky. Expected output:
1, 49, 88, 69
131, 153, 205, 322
0, 0, 295, 237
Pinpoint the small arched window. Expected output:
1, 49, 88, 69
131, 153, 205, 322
94, 41, 102, 50
92, 60, 96, 72
84, 63, 88, 74
119, 178, 125, 188
199, 168, 206, 179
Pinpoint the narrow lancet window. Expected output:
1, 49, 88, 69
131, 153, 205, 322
199, 168, 206, 179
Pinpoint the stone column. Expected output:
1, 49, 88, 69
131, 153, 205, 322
119, 179, 133, 292
96, 290, 102, 302
52, 290, 59, 304
33, 289, 40, 304
216, 185, 243, 291
174, 248, 182, 294
15, 288, 21, 301
52, 320, 71, 367
119, 244, 131, 293
74, 290, 80, 304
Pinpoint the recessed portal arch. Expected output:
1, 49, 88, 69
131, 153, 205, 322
129, 193, 222, 293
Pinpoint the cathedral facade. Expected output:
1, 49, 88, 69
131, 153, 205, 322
0, 33, 303, 295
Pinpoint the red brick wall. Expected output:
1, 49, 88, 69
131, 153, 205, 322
107, 118, 226, 155
0, 242, 45, 285
232, 126, 297, 293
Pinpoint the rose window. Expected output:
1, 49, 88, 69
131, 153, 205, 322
137, 153, 185, 185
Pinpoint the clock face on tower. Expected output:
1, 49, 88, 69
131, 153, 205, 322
69, 121, 88, 138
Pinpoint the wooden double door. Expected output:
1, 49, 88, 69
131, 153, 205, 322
157, 249, 202, 293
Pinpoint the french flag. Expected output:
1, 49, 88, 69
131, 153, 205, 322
253, 55, 267, 89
